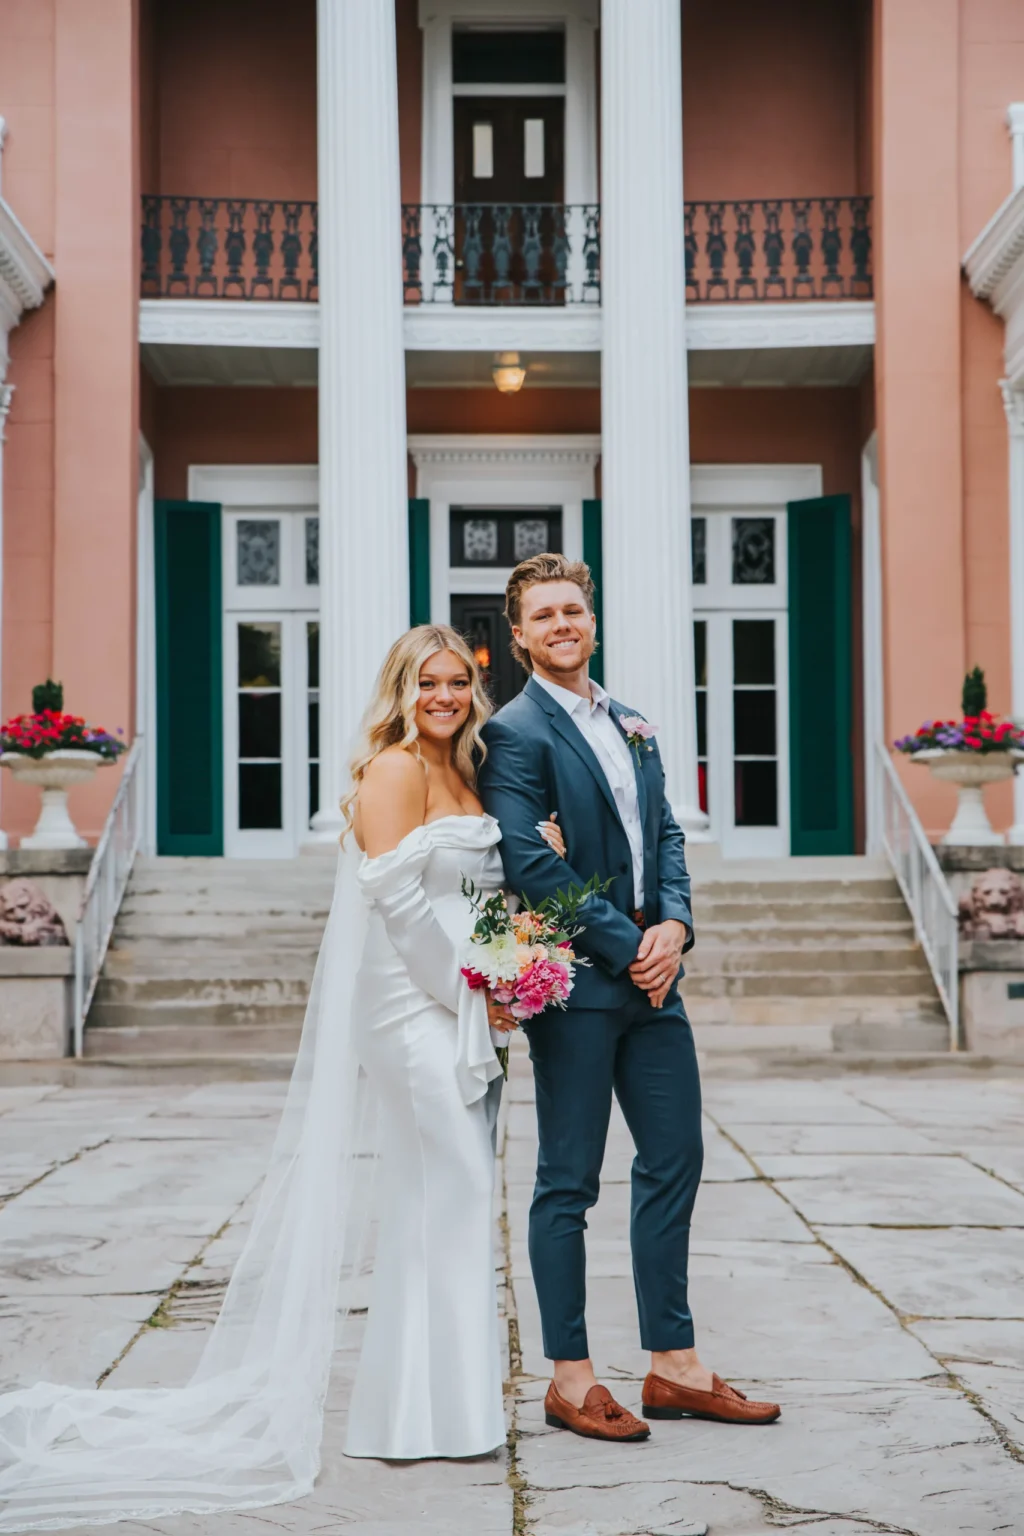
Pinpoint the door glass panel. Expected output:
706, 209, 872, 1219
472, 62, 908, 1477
237, 621, 282, 830
732, 618, 777, 827
691, 517, 706, 585
694, 620, 708, 815
463, 518, 499, 563
472, 122, 494, 179
305, 517, 319, 585
237, 520, 281, 586
514, 517, 549, 560
524, 118, 545, 178
307, 621, 320, 824
731, 517, 775, 585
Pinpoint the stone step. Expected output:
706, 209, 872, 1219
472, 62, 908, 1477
83, 1022, 303, 1058
693, 897, 911, 924
110, 916, 329, 943
686, 992, 946, 1025
87, 999, 308, 1032
680, 969, 938, 998
100, 950, 320, 981
92, 973, 314, 1007
691, 876, 902, 898
686, 945, 932, 975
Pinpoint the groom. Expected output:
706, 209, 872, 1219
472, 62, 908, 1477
479, 553, 780, 1441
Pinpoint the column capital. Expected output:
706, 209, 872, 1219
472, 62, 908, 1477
1001, 379, 1024, 437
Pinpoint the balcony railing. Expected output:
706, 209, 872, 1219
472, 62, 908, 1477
140, 195, 871, 305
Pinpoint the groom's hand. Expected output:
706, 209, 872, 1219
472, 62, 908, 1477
629, 920, 689, 1009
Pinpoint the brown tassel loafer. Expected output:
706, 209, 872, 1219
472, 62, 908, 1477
544, 1381, 651, 1442
642, 1371, 781, 1424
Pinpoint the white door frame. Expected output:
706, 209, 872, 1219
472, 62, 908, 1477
189, 466, 319, 858
419, 0, 599, 209
408, 434, 600, 621
691, 464, 823, 857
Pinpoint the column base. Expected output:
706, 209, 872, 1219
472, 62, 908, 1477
674, 804, 713, 841
306, 807, 345, 846
1007, 824, 1024, 846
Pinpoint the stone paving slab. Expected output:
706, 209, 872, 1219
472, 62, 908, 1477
0, 1072, 1022, 1535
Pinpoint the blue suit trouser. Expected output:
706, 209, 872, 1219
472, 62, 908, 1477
524, 988, 703, 1361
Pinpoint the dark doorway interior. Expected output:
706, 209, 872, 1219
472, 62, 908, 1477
451, 593, 525, 711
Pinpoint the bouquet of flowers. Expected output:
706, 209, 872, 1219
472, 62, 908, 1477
461, 874, 611, 1074
0, 710, 126, 761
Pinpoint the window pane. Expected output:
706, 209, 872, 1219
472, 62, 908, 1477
734, 691, 777, 756
239, 763, 282, 829
305, 517, 319, 585
237, 520, 280, 586
463, 518, 499, 563
691, 517, 706, 585
732, 517, 775, 585
307, 620, 320, 689
453, 29, 565, 85
696, 690, 707, 759
733, 620, 775, 685
694, 620, 707, 686
734, 760, 778, 826
308, 763, 319, 824
238, 622, 281, 687
514, 518, 549, 561
307, 698, 319, 760
239, 693, 281, 758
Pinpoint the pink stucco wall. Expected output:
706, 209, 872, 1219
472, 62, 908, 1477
1, 0, 139, 843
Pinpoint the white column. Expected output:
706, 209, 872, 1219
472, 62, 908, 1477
311, 0, 409, 839
0, 381, 12, 851
600, 0, 709, 836
1002, 382, 1024, 844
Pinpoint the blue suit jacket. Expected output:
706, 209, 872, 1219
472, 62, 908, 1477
478, 675, 695, 1011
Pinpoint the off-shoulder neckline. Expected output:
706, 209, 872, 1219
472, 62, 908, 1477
358, 812, 498, 869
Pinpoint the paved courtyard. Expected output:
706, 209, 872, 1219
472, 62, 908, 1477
0, 1056, 1023, 1535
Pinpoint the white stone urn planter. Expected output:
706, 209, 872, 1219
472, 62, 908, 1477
912, 748, 1024, 846
0, 750, 103, 849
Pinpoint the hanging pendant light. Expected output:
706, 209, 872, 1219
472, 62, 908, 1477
492, 352, 527, 393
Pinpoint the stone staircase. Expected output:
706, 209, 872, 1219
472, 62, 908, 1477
84, 855, 336, 1064
84, 851, 949, 1066
682, 852, 950, 1055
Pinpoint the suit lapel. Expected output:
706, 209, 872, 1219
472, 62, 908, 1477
525, 676, 623, 827
611, 703, 649, 827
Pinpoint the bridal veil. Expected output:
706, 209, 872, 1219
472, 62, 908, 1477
0, 842, 375, 1531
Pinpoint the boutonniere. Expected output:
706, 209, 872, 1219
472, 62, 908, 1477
619, 715, 657, 764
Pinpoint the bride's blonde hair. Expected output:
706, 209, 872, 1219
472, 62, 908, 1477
340, 624, 492, 840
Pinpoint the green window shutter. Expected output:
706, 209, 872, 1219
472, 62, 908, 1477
154, 500, 223, 855
408, 498, 431, 627
787, 494, 854, 855
583, 498, 604, 687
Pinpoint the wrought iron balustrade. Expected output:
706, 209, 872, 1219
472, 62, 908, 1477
141, 195, 318, 300
685, 197, 872, 302
402, 203, 601, 305
140, 194, 871, 305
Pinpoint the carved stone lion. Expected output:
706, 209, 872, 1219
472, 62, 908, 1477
958, 867, 1024, 940
0, 879, 69, 946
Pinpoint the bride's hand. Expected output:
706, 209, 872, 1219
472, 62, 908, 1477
537, 811, 566, 860
486, 990, 517, 1033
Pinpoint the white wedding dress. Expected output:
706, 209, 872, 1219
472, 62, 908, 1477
347, 812, 506, 1458
0, 814, 506, 1530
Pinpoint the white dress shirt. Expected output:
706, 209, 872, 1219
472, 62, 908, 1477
534, 674, 645, 908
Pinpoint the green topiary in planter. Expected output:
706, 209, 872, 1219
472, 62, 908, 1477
31, 679, 64, 715
962, 666, 987, 719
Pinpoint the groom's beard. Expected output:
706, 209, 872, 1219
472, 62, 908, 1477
531, 630, 596, 678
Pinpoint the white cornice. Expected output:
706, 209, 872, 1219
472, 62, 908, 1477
408, 431, 601, 468
0, 195, 53, 359
964, 185, 1024, 304
141, 296, 876, 359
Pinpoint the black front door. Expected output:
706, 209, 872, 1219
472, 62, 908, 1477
453, 96, 566, 302
451, 594, 525, 710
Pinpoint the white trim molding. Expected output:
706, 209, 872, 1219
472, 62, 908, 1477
1001, 383, 1024, 844
689, 461, 822, 507
964, 185, 1024, 385
188, 463, 319, 508
141, 296, 875, 359
409, 432, 598, 626
1009, 104, 1024, 193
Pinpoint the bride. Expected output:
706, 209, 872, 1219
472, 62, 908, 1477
0, 624, 564, 1530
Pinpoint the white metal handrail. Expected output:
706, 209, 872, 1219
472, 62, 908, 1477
876, 743, 959, 1049
72, 738, 145, 1057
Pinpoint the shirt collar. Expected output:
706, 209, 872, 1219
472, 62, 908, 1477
534, 674, 611, 717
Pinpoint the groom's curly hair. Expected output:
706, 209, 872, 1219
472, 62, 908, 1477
505, 553, 596, 673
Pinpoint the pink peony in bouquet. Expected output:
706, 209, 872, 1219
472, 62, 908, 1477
460, 874, 611, 1034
